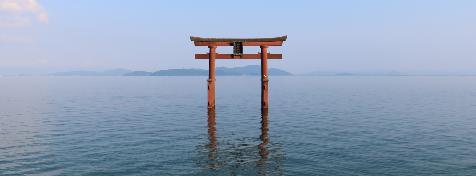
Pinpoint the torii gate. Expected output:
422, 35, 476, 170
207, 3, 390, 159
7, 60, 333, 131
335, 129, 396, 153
191, 36, 287, 109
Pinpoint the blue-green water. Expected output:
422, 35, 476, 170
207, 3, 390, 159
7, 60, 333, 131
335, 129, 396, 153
1, 76, 476, 175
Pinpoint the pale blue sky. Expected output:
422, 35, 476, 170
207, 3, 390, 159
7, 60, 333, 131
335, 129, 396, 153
1, 0, 475, 74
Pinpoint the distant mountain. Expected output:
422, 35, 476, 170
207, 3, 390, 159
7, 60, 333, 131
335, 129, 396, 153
126, 65, 292, 76
151, 69, 208, 76
304, 70, 405, 76
51, 69, 132, 76
216, 65, 292, 76
50, 66, 292, 76
124, 71, 153, 76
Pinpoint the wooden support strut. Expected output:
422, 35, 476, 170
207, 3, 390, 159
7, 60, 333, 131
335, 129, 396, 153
208, 46, 216, 109
261, 46, 269, 109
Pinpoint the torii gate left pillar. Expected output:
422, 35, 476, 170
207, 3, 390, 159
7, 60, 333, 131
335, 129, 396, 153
207, 46, 216, 109
191, 36, 287, 110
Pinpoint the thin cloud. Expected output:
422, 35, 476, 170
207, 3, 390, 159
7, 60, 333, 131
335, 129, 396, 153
0, 0, 48, 27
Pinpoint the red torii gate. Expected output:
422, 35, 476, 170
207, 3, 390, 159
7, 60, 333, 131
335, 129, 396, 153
191, 36, 287, 109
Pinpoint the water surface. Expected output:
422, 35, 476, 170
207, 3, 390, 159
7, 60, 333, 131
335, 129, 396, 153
1, 76, 476, 175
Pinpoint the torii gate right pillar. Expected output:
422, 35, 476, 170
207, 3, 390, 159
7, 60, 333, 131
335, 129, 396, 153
261, 46, 269, 109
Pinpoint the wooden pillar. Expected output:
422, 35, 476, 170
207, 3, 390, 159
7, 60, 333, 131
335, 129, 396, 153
208, 46, 216, 109
261, 46, 269, 109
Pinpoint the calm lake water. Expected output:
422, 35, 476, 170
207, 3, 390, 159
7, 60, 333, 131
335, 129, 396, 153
1, 76, 476, 175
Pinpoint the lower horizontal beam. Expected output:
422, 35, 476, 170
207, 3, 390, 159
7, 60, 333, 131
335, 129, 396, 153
195, 53, 282, 59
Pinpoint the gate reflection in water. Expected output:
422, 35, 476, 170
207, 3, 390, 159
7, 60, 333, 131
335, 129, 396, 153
196, 109, 283, 175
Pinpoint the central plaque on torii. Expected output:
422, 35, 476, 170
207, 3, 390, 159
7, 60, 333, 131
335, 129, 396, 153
190, 36, 287, 109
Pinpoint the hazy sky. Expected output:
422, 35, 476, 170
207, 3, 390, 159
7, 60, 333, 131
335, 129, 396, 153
1, 0, 475, 74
